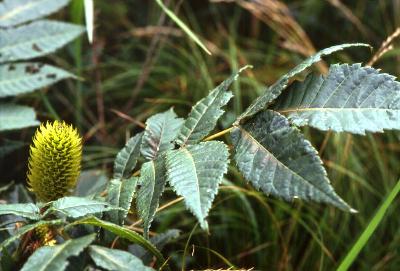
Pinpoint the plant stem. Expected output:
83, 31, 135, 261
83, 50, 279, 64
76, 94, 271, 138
204, 127, 233, 141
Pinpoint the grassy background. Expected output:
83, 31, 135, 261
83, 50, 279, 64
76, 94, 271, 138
1, 0, 400, 270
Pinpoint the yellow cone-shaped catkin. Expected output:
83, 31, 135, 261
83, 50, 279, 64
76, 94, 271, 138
34, 225, 56, 246
27, 121, 82, 202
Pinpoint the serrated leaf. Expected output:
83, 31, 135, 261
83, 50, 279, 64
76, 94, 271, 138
140, 108, 184, 160
0, 0, 70, 27
46, 196, 116, 218
0, 63, 74, 98
119, 177, 138, 222
70, 216, 167, 268
237, 43, 370, 122
20, 234, 95, 271
89, 245, 154, 271
0, 203, 40, 220
0, 20, 84, 63
166, 141, 229, 229
175, 66, 251, 146
0, 104, 39, 131
274, 63, 400, 134
0, 219, 63, 250
106, 177, 138, 225
231, 110, 354, 211
136, 159, 167, 238
113, 133, 143, 179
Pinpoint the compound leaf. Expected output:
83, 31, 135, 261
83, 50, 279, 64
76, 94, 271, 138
113, 133, 143, 179
106, 177, 138, 225
89, 245, 154, 271
0, 103, 39, 131
140, 108, 184, 160
20, 234, 95, 271
0, 219, 63, 250
231, 110, 354, 211
136, 159, 167, 239
71, 216, 167, 268
0, 63, 74, 98
0, 20, 84, 63
237, 43, 370, 122
166, 141, 229, 229
175, 66, 250, 146
0, 0, 70, 27
46, 196, 116, 218
274, 63, 400, 134
0, 203, 40, 220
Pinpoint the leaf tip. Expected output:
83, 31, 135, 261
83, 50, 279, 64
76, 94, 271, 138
349, 207, 358, 214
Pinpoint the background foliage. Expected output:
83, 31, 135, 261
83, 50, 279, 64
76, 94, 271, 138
1, 0, 400, 270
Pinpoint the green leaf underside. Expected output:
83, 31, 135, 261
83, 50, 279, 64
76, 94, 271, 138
136, 159, 167, 238
166, 141, 229, 229
0, 20, 84, 63
0, 103, 39, 131
140, 108, 184, 160
71, 216, 167, 267
237, 43, 370, 122
0, 203, 40, 220
113, 133, 143, 179
0, 219, 63, 250
0, 0, 70, 27
175, 66, 251, 146
274, 63, 400, 134
89, 245, 154, 271
48, 196, 115, 218
0, 62, 73, 98
106, 177, 138, 225
20, 234, 95, 271
231, 110, 354, 211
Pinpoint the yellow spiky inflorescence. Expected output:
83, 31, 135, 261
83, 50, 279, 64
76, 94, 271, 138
34, 225, 56, 246
27, 120, 82, 202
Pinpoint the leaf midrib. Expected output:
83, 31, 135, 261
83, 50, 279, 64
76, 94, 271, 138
0, 23, 81, 53
0, 1, 37, 21
179, 90, 220, 146
181, 148, 203, 219
35, 241, 67, 271
91, 246, 128, 270
278, 107, 400, 114
237, 126, 338, 203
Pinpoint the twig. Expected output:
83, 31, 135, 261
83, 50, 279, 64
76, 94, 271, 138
128, 197, 184, 228
204, 127, 233, 141
368, 27, 400, 66
110, 108, 146, 128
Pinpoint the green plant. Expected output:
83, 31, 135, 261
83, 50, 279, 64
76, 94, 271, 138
1, 38, 400, 270
0, 0, 83, 138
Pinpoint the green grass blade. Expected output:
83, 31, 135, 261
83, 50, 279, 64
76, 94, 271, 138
337, 179, 400, 271
154, 0, 211, 55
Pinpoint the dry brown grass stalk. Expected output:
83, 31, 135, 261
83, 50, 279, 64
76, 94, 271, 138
368, 27, 400, 66
211, 0, 328, 73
